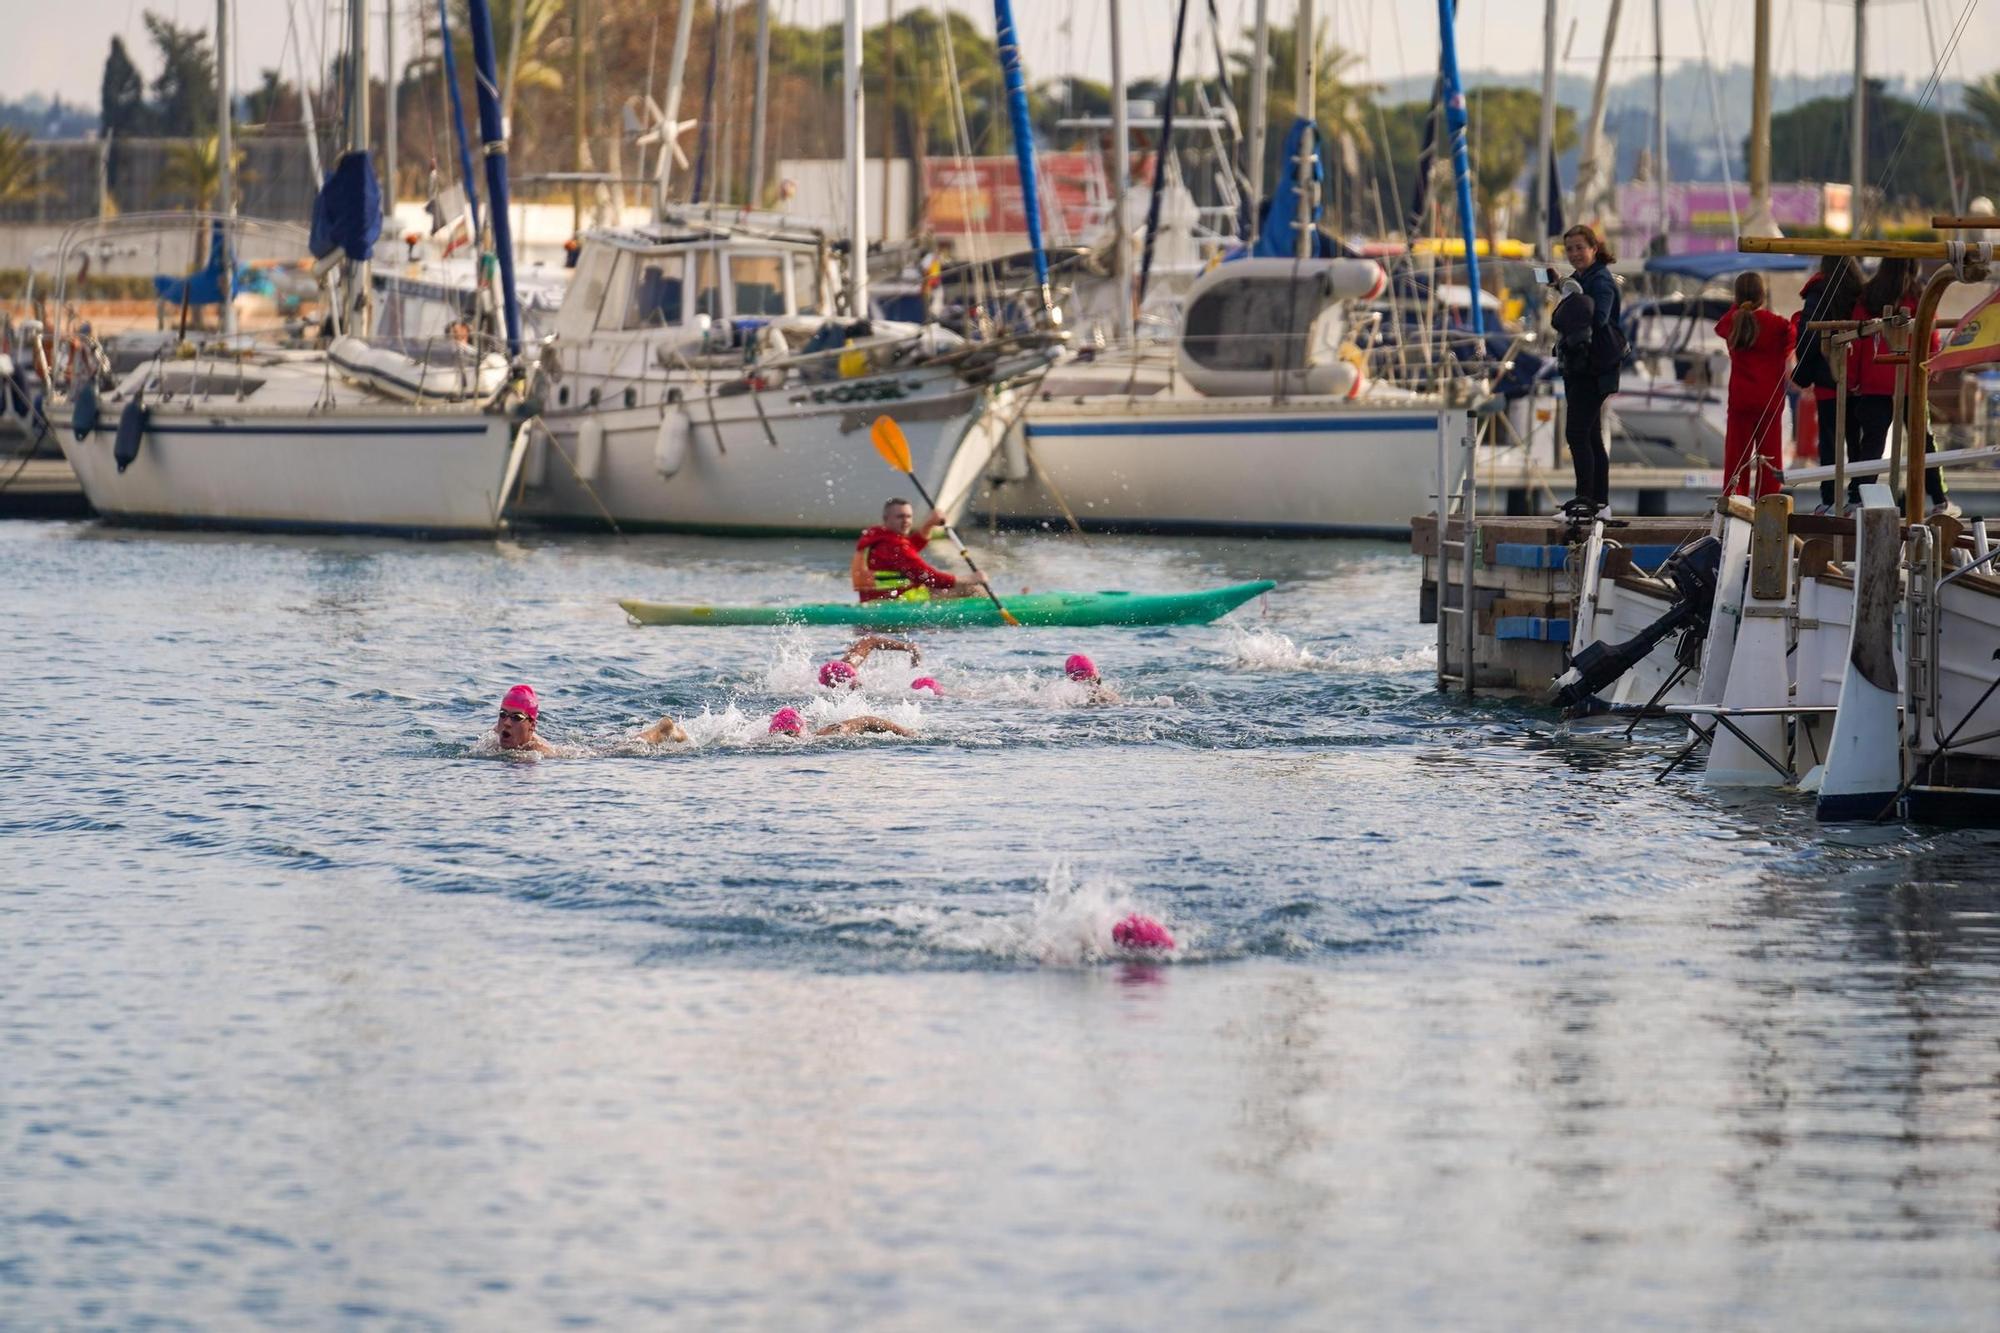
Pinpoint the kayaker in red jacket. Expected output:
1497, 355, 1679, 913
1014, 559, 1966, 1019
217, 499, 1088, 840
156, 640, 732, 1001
1714, 271, 1792, 500
851, 498, 989, 603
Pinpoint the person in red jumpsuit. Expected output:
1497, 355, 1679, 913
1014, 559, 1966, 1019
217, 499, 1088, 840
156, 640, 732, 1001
1715, 271, 1793, 500
851, 498, 989, 603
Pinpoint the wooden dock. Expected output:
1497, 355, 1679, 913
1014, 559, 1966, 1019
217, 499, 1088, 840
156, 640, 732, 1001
1413, 514, 1711, 694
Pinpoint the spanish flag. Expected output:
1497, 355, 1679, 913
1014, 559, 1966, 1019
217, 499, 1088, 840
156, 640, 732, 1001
1928, 284, 2000, 373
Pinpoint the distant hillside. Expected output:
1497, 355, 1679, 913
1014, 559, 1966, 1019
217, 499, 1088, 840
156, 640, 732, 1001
0, 94, 97, 139
1378, 62, 1949, 180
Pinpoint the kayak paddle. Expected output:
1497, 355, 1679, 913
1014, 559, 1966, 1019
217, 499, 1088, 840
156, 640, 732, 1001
868, 414, 1020, 626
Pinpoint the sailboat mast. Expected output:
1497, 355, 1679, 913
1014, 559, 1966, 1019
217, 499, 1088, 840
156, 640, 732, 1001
1109, 0, 1130, 343
1246, 0, 1268, 230
348, 0, 371, 334
1652, 0, 1668, 253
748, 0, 771, 207
385, 0, 398, 220
1851, 0, 1867, 235
1745, 0, 1775, 234
1294, 0, 1315, 259
1574, 0, 1622, 219
1532, 0, 1556, 258
217, 0, 235, 337
1435, 0, 1483, 335
994, 0, 1052, 315
466, 0, 524, 357
844, 0, 868, 314
655, 0, 697, 215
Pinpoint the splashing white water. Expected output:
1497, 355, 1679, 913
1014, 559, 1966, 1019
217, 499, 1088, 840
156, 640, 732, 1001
922, 861, 1180, 965
1223, 625, 1322, 671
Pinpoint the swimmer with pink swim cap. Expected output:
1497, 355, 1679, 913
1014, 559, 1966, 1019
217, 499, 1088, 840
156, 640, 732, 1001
493, 684, 557, 754
768, 706, 915, 739
490, 682, 688, 754
1062, 652, 1121, 704
816, 634, 922, 691
909, 677, 942, 696
1112, 913, 1175, 950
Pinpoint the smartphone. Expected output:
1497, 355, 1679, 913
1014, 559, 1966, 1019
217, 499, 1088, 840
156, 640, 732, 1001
1531, 265, 1556, 285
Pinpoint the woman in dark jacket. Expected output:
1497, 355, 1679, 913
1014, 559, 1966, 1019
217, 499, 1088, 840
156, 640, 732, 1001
1555, 223, 1622, 513
1847, 258, 1954, 514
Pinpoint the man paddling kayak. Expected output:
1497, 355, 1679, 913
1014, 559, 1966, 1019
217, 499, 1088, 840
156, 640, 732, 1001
852, 498, 990, 603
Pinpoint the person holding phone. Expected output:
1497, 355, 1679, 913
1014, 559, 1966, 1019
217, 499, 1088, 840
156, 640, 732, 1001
1547, 224, 1624, 515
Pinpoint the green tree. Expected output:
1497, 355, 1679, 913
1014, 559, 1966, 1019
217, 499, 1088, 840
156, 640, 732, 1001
1230, 19, 1377, 226
1464, 87, 1576, 249
143, 11, 217, 137
1766, 79, 1988, 217
100, 36, 150, 138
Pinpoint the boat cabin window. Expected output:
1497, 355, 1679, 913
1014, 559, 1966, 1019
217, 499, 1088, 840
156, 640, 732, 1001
624, 255, 686, 328
1182, 277, 1317, 373
694, 250, 722, 320
729, 253, 787, 317
792, 253, 821, 315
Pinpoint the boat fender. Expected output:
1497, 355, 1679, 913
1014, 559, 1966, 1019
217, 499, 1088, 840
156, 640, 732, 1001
574, 417, 604, 482
1338, 342, 1367, 400
113, 393, 147, 473
522, 426, 549, 489
653, 410, 690, 477
72, 381, 99, 442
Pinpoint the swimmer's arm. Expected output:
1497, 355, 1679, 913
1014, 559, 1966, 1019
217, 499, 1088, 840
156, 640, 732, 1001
637, 715, 690, 744
819, 715, 915, 737
845, 634, 921, 665
529, 735, 560, 754
1091, 684, 1123, 705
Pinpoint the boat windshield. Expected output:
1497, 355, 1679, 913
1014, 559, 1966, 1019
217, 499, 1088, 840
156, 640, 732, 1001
625, 255, 686, 328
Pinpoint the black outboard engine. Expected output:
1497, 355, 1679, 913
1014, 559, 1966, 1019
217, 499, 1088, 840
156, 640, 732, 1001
1547, 535, 1723, 711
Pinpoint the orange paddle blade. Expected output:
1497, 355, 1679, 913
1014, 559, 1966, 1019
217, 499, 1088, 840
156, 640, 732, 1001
868, 415, 913, 474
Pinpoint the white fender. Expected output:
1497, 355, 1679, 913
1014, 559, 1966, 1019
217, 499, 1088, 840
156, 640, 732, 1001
1819, 494, 1905, 820
1707, 494, 1795, 786
1695, 503, 1754, 705
653, 410, 690, 477
574, 417, 604, 482
522, 428, 549, 489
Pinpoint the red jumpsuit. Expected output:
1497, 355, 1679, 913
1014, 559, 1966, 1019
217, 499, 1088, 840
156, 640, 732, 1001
1716, 308, 1793, 499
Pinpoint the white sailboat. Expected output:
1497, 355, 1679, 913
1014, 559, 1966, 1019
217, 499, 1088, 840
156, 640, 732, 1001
52, 4, 528, 538
976, 0, 1467, 538
505, 0, 1060, 534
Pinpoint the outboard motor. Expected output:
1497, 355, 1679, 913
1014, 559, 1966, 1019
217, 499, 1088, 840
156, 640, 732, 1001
1547, 535, 1723, 712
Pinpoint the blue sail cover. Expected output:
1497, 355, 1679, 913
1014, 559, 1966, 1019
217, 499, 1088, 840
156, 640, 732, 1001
153, 220, 263, 306
1253, 118, 1333, 258
310, 150, 384, 262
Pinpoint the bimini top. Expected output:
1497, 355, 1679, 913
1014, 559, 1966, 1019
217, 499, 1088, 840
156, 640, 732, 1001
1642, 251, 1813, 281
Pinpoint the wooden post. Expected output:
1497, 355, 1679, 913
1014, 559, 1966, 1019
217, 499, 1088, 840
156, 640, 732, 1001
1832, 339, 1850, 509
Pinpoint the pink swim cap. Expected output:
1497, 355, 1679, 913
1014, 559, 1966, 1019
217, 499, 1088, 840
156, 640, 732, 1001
1064, 653, 1098, 681
910, 676, 942, 695
768, 707, 805, 735
500, 684, 539, 718
1111, 913, 1174, 950
818, 660, 858, 688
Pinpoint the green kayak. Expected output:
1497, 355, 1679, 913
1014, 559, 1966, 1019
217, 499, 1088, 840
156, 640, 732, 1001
618, 580, 1276, 629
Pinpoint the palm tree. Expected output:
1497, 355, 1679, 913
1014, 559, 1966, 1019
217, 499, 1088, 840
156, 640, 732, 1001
0, 127, 46, 208
1230, 20, 1378, 225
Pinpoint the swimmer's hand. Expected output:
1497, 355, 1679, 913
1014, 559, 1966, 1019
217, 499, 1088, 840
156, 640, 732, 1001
637, 715, 690, 744
818, 715, 914, 738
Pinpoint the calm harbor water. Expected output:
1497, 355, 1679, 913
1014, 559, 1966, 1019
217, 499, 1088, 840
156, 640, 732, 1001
5, 518, 1999, 1329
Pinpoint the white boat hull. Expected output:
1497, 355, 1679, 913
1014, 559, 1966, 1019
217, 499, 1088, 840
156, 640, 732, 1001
514, 370, 1008, 534
978, 396, 1446, 537
61, 407, 518, 536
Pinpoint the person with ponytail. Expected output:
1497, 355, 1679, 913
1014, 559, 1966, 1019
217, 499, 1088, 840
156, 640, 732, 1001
1713, 271, 1792, 499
